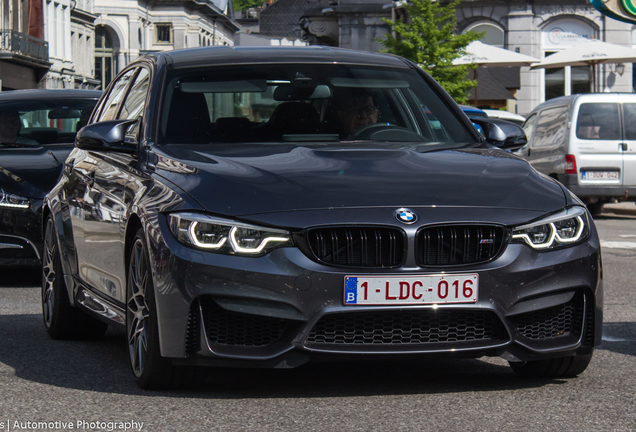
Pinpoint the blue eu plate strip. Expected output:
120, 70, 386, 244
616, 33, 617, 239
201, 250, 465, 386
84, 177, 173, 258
345, 277, 358, 304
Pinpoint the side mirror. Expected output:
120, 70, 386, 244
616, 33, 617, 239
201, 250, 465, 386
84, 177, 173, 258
75, 119, 138, 154
471, 117, 527, 151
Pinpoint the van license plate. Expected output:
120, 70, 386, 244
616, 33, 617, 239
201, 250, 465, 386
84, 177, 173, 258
582, 171, 619, 180
344, 274, 478, 305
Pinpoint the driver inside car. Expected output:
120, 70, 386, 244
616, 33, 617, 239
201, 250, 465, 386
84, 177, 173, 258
335, 89, 380, 138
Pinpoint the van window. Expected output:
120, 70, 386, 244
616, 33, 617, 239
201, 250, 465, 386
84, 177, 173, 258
533, 106, 568, 149
623, 104, 636, 140
576, 103, 620, 140
522, 113, 537, 145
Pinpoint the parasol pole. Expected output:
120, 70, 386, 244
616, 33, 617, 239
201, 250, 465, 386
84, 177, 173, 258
474, 67, 479, 107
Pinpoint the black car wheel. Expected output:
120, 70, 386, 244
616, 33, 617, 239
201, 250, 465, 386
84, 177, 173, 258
126, 228, 177, 389
42, 216, 108, 339
509, 352, 593, 378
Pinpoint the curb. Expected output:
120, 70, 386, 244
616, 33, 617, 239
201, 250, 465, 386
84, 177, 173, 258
603, 204, 636, 216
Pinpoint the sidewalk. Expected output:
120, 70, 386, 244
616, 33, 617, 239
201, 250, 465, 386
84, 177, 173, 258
603, 201, 636, 216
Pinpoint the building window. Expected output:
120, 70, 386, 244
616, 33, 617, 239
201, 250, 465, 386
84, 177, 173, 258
95, 26, 115, 90
465, 22, 505, 48
156, 24, 171, 43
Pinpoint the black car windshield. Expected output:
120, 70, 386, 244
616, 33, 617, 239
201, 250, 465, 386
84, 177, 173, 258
159, 64, 475, 148
0, 99, 97, 146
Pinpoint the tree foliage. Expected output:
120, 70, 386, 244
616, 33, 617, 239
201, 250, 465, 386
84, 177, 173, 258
233, 0, 265, 12
379, 0, 482, 103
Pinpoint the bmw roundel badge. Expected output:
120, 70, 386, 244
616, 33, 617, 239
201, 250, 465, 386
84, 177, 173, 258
394, 208, 418, 224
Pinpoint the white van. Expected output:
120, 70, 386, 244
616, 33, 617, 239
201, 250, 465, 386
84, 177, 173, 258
520, 93, 636, 214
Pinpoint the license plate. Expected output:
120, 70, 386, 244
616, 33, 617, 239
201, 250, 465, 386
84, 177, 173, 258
344, 274, 479, 305
582, 171, 619, 180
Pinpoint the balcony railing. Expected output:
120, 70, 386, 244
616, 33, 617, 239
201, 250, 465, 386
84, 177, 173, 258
0, 30, 49, 63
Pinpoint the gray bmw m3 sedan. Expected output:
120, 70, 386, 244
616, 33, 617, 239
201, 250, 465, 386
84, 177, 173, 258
42, 46, 602, 389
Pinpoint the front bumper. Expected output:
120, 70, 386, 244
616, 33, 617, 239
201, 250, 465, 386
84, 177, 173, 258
0, 199, 43, 267
150, 213, 603, 366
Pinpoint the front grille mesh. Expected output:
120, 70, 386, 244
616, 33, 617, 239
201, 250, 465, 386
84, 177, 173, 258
199, 297, 288, 347
306, 227, 404, 267
510, 292, 584, 340
306, 310, 505, 345
416, 225, 505, 266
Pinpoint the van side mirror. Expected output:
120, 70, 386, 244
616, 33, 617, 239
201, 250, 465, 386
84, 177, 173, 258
75, 119, 138, 154
471, 118, 527, 151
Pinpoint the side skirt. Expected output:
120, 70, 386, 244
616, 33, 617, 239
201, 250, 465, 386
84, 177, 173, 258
75, 283, 126, 330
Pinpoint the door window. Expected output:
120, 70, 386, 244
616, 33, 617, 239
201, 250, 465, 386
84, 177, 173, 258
623, 104, 636, 140
119, 68, 150, 142
522, 113, 537, 145
533, 106, 569, 149
96, 68, 138, 122
576, 103, 620, 140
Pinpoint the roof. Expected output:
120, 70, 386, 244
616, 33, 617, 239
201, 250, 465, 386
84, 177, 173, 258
259, 0, 315, 38
468, 68, 515, 102
159, 45, 411, 69
0, 89, 102, 101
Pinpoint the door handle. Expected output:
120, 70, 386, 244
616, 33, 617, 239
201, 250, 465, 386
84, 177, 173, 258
619, 143, 628, 151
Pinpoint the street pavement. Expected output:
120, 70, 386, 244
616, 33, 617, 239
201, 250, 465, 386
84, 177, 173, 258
0, 214, 634, 432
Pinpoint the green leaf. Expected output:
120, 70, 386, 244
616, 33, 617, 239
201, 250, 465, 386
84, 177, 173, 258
378, 0, 483, 104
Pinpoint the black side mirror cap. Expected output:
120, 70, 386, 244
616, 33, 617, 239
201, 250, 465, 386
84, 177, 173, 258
75, 119, 138, 154
471, 117, 527, 151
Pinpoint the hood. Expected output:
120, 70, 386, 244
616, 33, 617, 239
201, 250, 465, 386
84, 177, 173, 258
0, 145, 73, 199
152, 144, 566, 217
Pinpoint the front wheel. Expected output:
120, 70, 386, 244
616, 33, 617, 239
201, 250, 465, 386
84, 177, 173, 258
509, 352, 593, 378
126, 228, 177, 390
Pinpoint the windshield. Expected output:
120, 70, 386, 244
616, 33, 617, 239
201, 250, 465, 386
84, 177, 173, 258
159, 64, 475, 148
0, 99, 98, 146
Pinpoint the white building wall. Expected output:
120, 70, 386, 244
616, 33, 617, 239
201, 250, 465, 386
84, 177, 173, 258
458, 1, 635, 116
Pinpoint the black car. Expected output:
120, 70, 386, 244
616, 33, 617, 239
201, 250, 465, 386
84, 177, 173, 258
42, 46, 602, 389
0, 89, 101, 269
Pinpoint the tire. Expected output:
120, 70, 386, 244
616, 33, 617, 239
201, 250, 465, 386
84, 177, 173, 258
126, 228, 177, 390
509, 352, 593, 378
42, 216, 108, 340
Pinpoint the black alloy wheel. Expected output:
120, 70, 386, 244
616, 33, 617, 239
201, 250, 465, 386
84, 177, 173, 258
126, 228, 177, 389
42, 216, 108, 339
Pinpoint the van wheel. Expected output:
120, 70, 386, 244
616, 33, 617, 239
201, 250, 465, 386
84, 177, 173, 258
509, 352, 593, 378
586, 201, 604, 216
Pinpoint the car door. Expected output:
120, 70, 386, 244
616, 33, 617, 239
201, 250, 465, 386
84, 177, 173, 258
70, 67, 145, 301
573, 102, 623, 186
619, 98, 636, 188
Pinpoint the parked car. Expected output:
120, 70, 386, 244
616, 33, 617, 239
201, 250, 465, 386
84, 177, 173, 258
460, 105, 488, 119
42, 46, 601, 389
482, 109, 526, 126
0, 89, 101, 269
521, 93, 636, 214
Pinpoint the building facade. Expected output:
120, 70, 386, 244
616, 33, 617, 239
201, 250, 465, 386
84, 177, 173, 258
294, 0, 636, 115
456, 1, 634, 115
0, 0, 50, 90
42, 0, 240, 90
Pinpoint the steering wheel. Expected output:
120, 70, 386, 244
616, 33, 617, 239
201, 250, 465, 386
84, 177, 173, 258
349, 123, 425, 142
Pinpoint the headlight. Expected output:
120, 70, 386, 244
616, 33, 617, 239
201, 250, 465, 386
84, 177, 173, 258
512, 207, 588, 250
168, 212, 292, 256
0, 188, 30, 209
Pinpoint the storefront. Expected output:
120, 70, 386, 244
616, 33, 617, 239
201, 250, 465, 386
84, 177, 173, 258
457, 1, 633, 115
